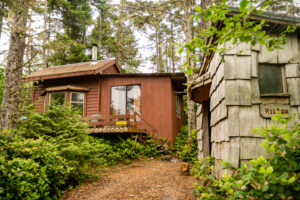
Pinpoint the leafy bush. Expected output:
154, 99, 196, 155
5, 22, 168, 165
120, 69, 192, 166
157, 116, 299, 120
191, 114, 300, 200
0, 133, 71, 199
0, 105, 158, 199
174, 125, 198, 163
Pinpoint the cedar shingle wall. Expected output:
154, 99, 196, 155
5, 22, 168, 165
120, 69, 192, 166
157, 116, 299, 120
196, 35, 300, 178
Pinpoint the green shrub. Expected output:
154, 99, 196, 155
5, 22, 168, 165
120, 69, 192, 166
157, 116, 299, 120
114, 138, 158, 159
192, 114, 300, 200
0, 133, 71, 199
174, 125, 198, 163
0, 104, 158, 199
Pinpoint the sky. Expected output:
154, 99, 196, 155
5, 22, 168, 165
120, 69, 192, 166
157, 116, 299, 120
1, 0, 300, 73
0, 0, 156, 73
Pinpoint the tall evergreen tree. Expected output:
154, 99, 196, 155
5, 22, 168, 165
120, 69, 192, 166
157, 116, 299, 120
0, 0, 29, 129
46, 0, 92, 65
0, 0, 8, 40
90, 0, 141, 72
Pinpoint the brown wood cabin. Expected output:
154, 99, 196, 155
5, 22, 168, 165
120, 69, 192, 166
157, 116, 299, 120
26, 59, 186, 144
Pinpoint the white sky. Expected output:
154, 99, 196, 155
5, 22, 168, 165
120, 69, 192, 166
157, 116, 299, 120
1, 0, 300, 72
0, 0, 156, 73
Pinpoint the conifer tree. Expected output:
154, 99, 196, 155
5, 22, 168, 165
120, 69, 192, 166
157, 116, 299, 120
0, 0, 29, 129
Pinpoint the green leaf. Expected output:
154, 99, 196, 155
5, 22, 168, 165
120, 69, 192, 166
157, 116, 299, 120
186, 67, 193, 76
259, 166, 265, 174
178, 47, 184, 55
288, 176, 296, 183
239, 0, 249, 11
204, 10, 212, 21
266, 166, 273, 174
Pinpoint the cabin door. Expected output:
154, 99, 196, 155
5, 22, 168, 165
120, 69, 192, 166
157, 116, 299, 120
202, 100, 211, 157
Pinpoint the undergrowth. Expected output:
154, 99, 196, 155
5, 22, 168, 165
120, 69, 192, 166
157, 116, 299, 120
174, 125, 198, 163
191, 114, 300, 200
0, 105, 158, 200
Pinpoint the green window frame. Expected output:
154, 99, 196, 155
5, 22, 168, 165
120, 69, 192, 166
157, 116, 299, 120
258, 64, 286, 95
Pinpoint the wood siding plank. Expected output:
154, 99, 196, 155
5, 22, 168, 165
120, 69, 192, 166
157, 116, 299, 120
225, 80, 251, 105
251, 78, 261, 104
278, 36, 299, 63
229, 137, 240, 168
285, 64, 300, 78
224, 55, 251, 80
258, 44, 278, 63
287, 78, 300, 106
227, 106, 240, 137
251, 51, 258, 77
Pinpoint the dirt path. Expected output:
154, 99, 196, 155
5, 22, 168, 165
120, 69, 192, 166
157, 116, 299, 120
61, 158, 196, 200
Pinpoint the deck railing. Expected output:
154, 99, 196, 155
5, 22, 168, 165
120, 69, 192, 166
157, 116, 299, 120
81, 111, 158, 141
82, 112, 136, 133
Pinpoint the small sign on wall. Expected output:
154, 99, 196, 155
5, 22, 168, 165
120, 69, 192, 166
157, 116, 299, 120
260, 104, 290, 118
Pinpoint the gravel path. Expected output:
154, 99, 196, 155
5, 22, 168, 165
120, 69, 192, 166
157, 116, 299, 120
61, 158, 196, 200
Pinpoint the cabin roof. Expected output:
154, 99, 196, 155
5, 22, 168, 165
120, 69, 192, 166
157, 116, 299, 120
26, 59, 121, 81
228, 7, 300, 27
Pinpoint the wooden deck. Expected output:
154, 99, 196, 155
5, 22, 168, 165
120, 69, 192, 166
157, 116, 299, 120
81, 111, 158, 140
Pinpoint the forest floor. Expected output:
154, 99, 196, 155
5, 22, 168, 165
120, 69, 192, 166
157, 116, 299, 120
61, 157, 196, 200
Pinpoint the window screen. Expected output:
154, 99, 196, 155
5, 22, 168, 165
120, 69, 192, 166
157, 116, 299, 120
258, 64, 284, 95
50, 92, 65, 105
71, 92, 84, 115
110, 85, 141, 116
176, 95, 181, 118
111, 86, 126, 115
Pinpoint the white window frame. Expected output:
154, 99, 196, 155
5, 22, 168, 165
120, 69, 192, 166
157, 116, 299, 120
70, 92, 85, 115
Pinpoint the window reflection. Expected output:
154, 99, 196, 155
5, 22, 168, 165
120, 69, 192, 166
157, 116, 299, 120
50, 92, 65, 105
71, 92, 84, 115
111, 85, 141, 116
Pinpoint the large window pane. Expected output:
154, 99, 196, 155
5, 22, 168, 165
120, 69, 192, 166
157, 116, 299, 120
110, 85, 141, 116
127, 85, 141, 115
50, 92, 65, 105
71, 92, 84, 115
111, 86, 126, 115
258, 64, 283, 94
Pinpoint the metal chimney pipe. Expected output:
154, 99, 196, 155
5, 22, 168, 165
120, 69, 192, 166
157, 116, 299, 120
92, 44, 98, 61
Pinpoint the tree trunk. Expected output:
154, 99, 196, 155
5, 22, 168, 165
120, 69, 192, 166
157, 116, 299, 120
171, 23, 175, 73
183, 0, 195, 144
98, 11, 102, 49
155, 25, 160, 72
42, 0, 49, 68
0, 1, 5, 40
0, 1, 28, 129
165, 37, 168, 72
117, 0, 125, 68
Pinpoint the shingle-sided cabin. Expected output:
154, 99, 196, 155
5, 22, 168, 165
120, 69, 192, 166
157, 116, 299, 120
26, 59, 186, 144
190, 11, 300, 177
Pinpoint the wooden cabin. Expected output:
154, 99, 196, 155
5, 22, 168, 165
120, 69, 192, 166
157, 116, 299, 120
26, 59, 186, 144
190, 11, 300, 177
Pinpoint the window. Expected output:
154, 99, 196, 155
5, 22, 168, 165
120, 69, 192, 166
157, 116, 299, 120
50, 92, 65, 105
176, 95, 181, 119
71, 92, 84, 115
111, 85, 141, 115
258, 64, 284, 95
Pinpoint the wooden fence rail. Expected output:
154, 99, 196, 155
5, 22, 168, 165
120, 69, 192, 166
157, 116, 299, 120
81, 111, 158, 142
